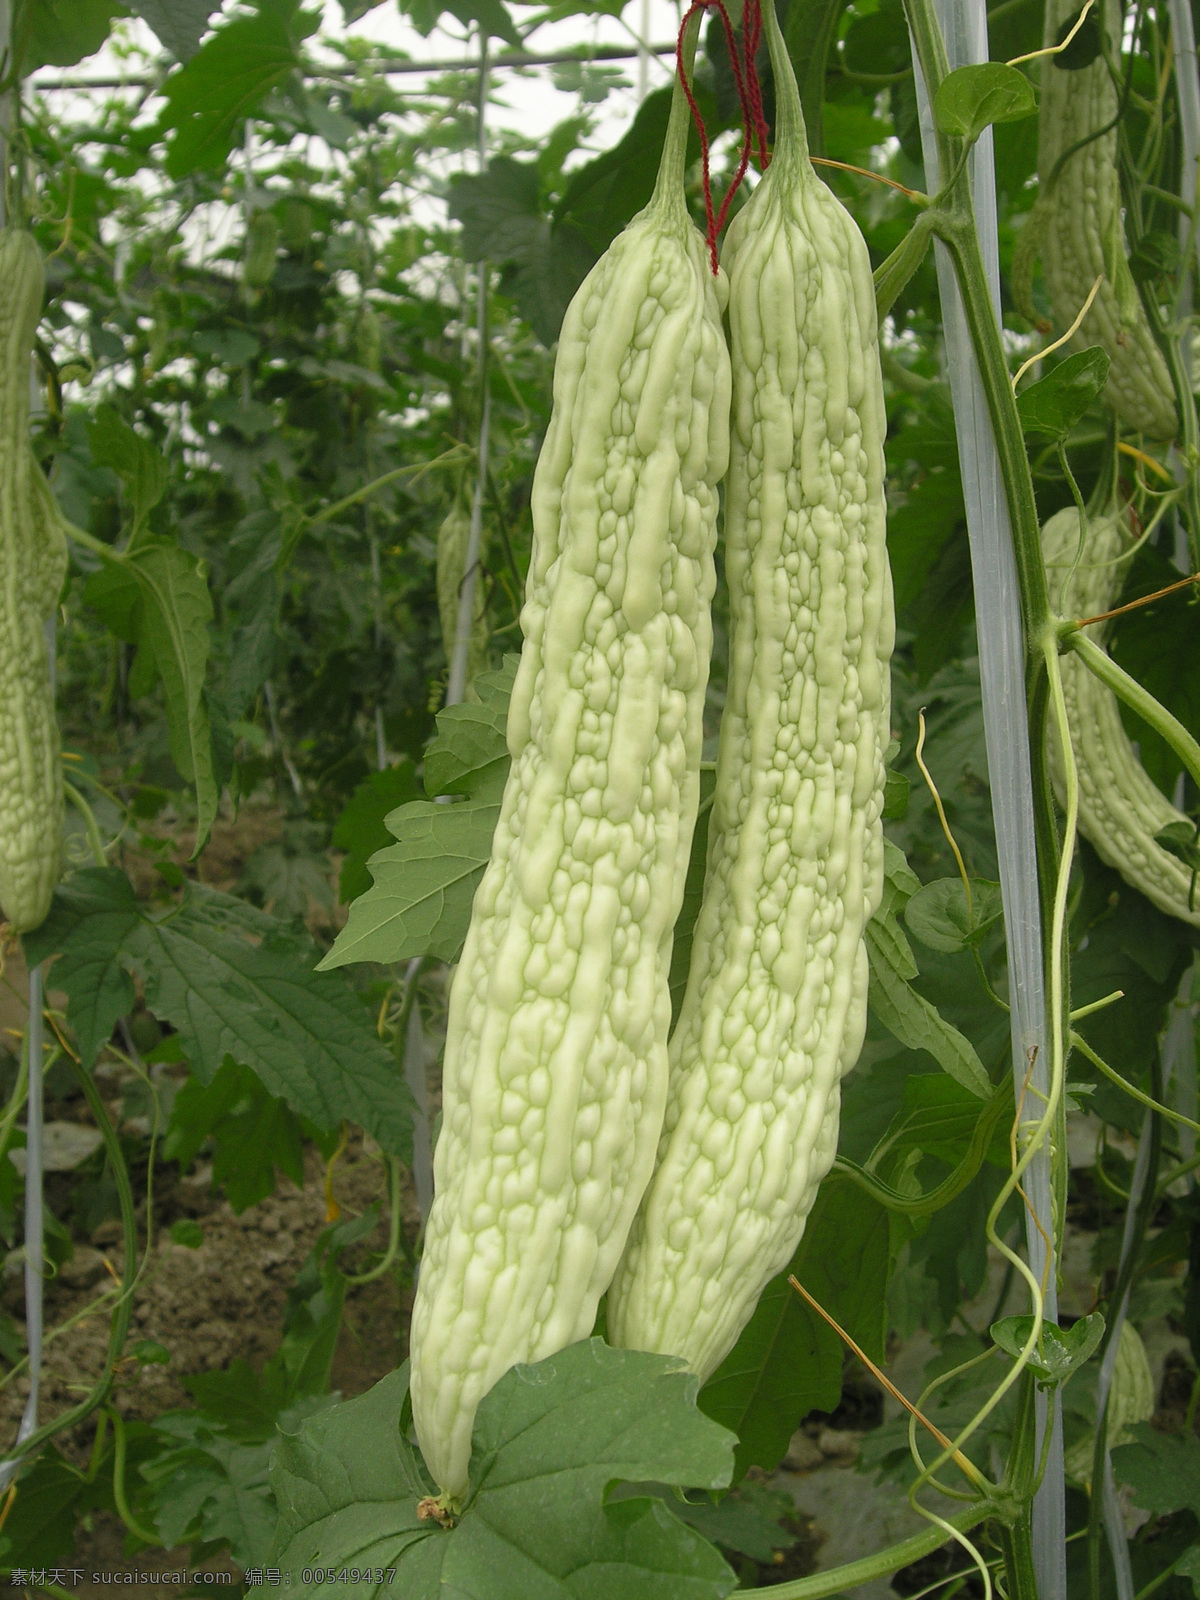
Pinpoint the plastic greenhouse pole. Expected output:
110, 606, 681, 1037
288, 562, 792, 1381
1167, 0, 1200, 1162
0, 0, 47, 1492
908, 5, 1064, 1594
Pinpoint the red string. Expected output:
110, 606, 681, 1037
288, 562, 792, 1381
675, 0, 772, 274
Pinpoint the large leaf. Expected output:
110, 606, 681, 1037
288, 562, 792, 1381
865, 914, 991, 1097
323, 659, 518, 966
1016, 348, 1111, 439
332, 762, 423, 903
1112, 1424, 1200, 1516
698, 1175, 891, 1481
86, 404, 167, 536
781, 0, 850, 158
129, 0, 220, 58
319, 798, 500, 968
128, 542, 220, 852
156, 7, 311, 177
555, 86, 707, 257
13, 0, 126, 71
271, 1343, 736, 1597
164, 1055, 308, 1213
449, 159, 596, 345
82, 539, 220, 853
934, 63, 1037, 143
24, 868, 413, 1157
1070, 842, 1195, 1129
990, 1312, 1104, 1387
904, 876, 1004, 954
421, 658, 516, 802
1110, 542, 1200, 797
403, 0, 521, 45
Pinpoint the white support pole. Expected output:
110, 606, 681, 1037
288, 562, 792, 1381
910, 4, 1063, 1592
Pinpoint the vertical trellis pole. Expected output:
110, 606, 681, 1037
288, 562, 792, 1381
0, 0, 46, 1487
908, 2, 1064, 1592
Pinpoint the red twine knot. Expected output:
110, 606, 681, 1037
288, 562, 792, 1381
675, 0, 772, 274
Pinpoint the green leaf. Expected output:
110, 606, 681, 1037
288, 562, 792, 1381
318, 798, 501, 969
126, 543, 220, 853
868, 890, 919, 981
134, 1338, 172, 1365
1155, 821, 1200, 871
883, 837, 922, 903
403, 0, 521, 45
274, 1212, 381, 1399
271, 1344, 736, 1597
86, 405, 168, 536
449, 159, 596, 345
22, 866, 141, 1071
1016, 347, 1111, 439
156, 7, 310, 177
1112, 1423, 1200, 1515
1070, 841, 1195, 1129
422, 659, 517, 802
240, 825, 335, 922
783, 0, 857, 157
164, 1056, 307, 1212
883, 767, 910, 820
2, 1449, 83, 1565
1130, 229, 1182, 287
989, 1312, 1105, 1387
699, 1175, 891, 1481
24, 868, 413, 1157
666, 1489, 797, 1563
904, 877, 1004, 953
129, 0, 219, 59
841, 0, 910, 80
874, 1073, 1012, 1179
170, 1218, 204, 1248
1050, 5, 1102, 69
84, 536, 220, 849
13, 0, 126, 71
333, 763, 423, 903
145, 1423, 279, 1563
555, 87, 678, 256
866, 919, 991, 1097
933, 62, 1036, 143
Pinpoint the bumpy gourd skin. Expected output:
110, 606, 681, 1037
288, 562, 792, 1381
607, 6, 893, 1383
408, 86, 731, 1502
0, 231, 66, 934
1038, 0, 1175, 439
1043, 506, 1200, 924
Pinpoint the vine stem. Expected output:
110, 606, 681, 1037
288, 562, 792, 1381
736, 1500, 998, 1599
1066, 633, 1200, 790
